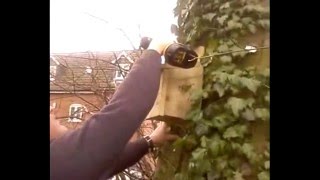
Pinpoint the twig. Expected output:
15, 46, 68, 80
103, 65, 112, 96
84, 12, 137, 50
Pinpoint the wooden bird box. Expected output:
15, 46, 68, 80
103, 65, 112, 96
146, 47, 204, 123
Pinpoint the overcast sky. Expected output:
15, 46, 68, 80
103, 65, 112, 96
50, 0, 177, 53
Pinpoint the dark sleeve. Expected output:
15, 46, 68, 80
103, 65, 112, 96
50, 50, 161, 180
98, 138, 149, 179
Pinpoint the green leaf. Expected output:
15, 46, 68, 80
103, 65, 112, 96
248, 24, 257, 34
258, 171, 270, 180
265, 91, 270, 103
264, 161, 270, 169
241, 17, 253, 24
209, 140, 220, 156
203, 13, 216, 21
264, 150, 270, 158
198, 159, 212, 172
217, 15, 228, 25
216, 157, 228, 171
232, 14, 240, 22
174, 173, 187, 180
227, 97, 247, 117
262, 68, 270, 77
258, 19, 270, 29
211, 114, 233, 130
200, 136, 209, 148
217, 44, 229, 52
220, 2, 230, 10
190, 89, 203, 102
186, 109, 201, 121
192, 148, 207, 160
195, 122, 209, 136
213, 83, 225, 97
173, 137, 186, 148
203, 91, 209, 98
241, 108, 256, 121
220, 55, 232, 63
255, 108, 270, 121
240, 77, 261, 93
227, 20, 243, 30
233, 171, 244, 180
241, 143, 258, 163
223, 125, 248, 139
207, 171, 220, 180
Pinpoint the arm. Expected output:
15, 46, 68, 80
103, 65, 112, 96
102, 138, 149, 178
99, 122, 180, 179
50, 50, 162, 180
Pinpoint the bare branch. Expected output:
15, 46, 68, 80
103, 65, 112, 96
85, 12, 137, 50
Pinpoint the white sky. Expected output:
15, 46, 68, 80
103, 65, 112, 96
50, 0, 177, 53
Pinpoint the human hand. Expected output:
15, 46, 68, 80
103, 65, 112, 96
149, 122, 179, 147
147, 38, 175, 55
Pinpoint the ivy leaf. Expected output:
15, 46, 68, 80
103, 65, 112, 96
241, 143, 258, 163
190, 89, 203, 102
223, 125, 248, 139
209, 140, 220, 156
220, 55, 232, 63
232, 14, 240, 22
200, 136, 209, 148
217, 44, 229, 52
203, 13, 216, 21
227, 97, 247, 117
265, 91, 270, 103
228, 157, 241, 169
233, 171, 244, 180
172, 137, 186, 148
213, 83, 225, 97
264, 150, 270, 159
174, 173, 187, 180
227, 20, 243, 30
195, 122, 209, 136
207, 171, 220, 180
240, 77, 261, 93
241, 108, 256, 121
186, 109, 201, 121
264, 161, 270, 170
217, 15, 228, 25
216, 157, 228, 171
258, 19, 270, 29
258, 171, 270, 180
262, 68, 270, 77
192, 148, 207, 160
211, 114, 233, 130
241, 17, 253, 24
248, 24, 257, 34
203, 91, 209, 98
220, 2, 230, 10
198, 159, 212, 173
255, 108, 270, 121
216, 64, 236, 73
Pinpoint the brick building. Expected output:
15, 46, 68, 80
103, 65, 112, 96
50, 50, 140, 128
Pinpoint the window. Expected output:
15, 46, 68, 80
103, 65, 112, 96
114, 63, 130, 81
68, 104, 86, 122
50, 66, 57, 81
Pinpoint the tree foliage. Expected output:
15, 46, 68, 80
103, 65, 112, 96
155, 0, 269, 179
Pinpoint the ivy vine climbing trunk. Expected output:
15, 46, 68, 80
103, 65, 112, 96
153, 0, 269, 180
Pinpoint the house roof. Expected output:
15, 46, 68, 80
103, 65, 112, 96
50, 50, 141, 93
